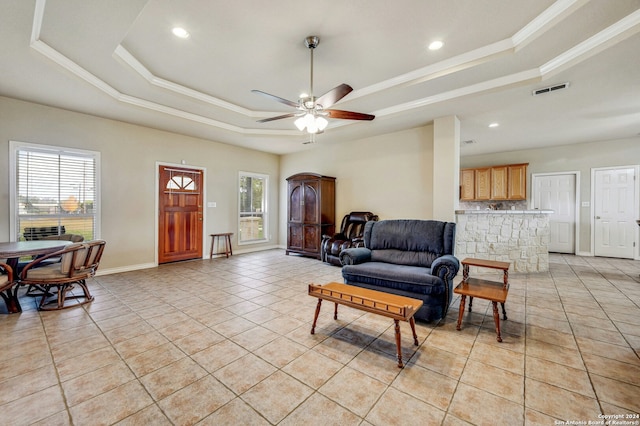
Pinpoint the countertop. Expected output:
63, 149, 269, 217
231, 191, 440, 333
455, 209, 553, 214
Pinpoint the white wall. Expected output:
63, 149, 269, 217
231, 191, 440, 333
0, 96, 280, 272
279, 125, 436, 245
460, 137, 640, 254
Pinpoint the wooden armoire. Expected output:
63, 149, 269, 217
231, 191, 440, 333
286, 173, 336, 259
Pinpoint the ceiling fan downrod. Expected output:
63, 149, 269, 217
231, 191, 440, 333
304, 36, 319, 107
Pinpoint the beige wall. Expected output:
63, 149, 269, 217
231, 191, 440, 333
4, 96, 637, 270
0, 96, 280, 272
279, 125, 436, 244
460, 137, 640, 254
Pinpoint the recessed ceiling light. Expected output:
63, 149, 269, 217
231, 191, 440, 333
172, 27, 190, 39
488, 122, 499, 128
428, 40, 444, 50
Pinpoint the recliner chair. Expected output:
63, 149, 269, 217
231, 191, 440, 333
321, 211, 378, 266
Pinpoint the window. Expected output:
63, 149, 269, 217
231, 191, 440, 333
10, 141, 100, 242
238, 172, 268, 244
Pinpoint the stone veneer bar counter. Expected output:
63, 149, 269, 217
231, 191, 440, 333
455, 210, 553, 272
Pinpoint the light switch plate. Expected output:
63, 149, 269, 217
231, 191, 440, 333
581, 202, 590, 207
207, 202, 217, 208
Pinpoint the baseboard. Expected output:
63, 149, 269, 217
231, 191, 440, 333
231, 244, 282, 255
96, 262, 156, 276
96, 245, 285, 276
577, 251, 593, 257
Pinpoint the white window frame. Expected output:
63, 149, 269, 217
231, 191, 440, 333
238, 171, 268, 245
9, 141, 101, 242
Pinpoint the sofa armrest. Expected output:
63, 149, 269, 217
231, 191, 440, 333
339, 247, 372, 265
431, 255, 460, 282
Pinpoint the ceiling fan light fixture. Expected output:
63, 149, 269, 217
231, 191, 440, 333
316, 116, 328, 131
294, 116, 307, 131
294, 114, 328, 134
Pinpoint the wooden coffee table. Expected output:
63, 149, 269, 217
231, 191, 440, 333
308, 282, 423, 368
454, 258, 510, 342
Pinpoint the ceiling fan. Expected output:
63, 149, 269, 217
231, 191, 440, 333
252, 36, 375, 135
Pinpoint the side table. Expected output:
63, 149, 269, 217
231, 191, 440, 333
209, 233, 233, 259
454, 258, 510, 342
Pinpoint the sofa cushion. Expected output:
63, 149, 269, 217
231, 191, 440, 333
342, 262, 444, 295
363, 220, 454, 267
371, 249, 439, 268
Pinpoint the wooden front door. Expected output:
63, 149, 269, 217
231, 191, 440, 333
158, 165, 203, 264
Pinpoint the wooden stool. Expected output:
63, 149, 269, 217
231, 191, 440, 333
209, 233, 233, 258
454, 258, 510, 342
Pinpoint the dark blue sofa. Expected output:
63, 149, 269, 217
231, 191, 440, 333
339, 219, 460, 322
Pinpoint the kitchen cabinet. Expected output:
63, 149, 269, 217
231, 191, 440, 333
491, 166, 508, 200
475, 168, 492, 200
460, 169, 475, 200
460, 163, 528, 201
508, 164, 527, 200
286, 173, 335, 259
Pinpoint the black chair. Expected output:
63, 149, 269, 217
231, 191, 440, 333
321, 212, 378, 266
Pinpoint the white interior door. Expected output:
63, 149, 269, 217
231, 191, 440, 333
532, 173, 577, 253
593, 167, 637, 259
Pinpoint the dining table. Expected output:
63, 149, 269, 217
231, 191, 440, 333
0, 240, 71, 313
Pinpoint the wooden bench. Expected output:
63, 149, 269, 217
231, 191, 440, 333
309, 282, 423, 368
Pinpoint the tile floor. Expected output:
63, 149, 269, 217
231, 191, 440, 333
1, 250, 639, 425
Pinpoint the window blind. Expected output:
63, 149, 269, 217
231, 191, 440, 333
15, 146, 98, 241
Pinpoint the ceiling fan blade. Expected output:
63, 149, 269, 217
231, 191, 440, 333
326, 109, 375, 121
251, 90, 299, 108
257, 113, 297, 123
315, 84, 353, 108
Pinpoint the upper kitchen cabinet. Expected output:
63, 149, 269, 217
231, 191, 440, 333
474, 168, 492, 200
507, 164, 527, 200
460, 163, 528, 201
460, 169, 475, 201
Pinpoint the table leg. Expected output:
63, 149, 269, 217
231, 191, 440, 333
456, 295, 466, 331
409, 317, 419, 346
226, 235, 233, 257
394, 319, 403, 368
209, 237, 215, 259
310, 299, 323, 335
334, 302, 338, 320
1, 287, 22, 314
501, 302, 507, 320
492, 301, 502, 342
469, 296, 474, 312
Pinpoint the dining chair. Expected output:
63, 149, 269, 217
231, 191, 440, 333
0, 262, 17, 313
19, 240, 106, 310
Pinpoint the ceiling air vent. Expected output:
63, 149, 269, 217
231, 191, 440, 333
532, 82, 570, 96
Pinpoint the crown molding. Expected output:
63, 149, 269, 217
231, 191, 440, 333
28, 0, 640, 138
540, 8, 640, 76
